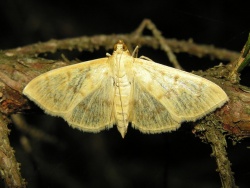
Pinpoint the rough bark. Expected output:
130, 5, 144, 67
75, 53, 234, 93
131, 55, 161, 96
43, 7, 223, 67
0, 114, 26, 187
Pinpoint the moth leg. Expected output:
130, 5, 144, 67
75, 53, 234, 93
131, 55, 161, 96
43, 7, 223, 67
139, 55, 153, 61
106, 53, 112, 57
131, 45, 153, 61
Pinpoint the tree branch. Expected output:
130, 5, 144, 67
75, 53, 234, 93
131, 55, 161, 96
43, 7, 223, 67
194, 114, 237, 188
0, 114, 26, 187
0, 19, 248, 187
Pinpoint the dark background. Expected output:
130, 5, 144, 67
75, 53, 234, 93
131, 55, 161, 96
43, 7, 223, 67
1, 0, 250, 187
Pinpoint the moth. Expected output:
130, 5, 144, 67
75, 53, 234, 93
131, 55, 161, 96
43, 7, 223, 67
23, 40, 228, 138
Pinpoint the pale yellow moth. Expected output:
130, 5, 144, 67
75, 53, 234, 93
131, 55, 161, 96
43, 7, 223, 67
23, 40, 228, 138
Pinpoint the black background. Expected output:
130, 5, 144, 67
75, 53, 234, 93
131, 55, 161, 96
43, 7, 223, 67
1, 0, 250, 187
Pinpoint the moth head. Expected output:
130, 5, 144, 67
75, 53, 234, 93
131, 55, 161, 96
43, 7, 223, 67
113, 40, 130, 54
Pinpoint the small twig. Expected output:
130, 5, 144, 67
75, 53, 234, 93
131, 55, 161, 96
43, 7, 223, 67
229, 32, 250, 83
4, 36, 239, 63
0, 114, 26, 187
132, 19, 183, 69
195, 115, 238, 188
11, 114, 58, 144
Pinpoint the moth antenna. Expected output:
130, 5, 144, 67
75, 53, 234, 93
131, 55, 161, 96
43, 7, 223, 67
132, 45, 140, 58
